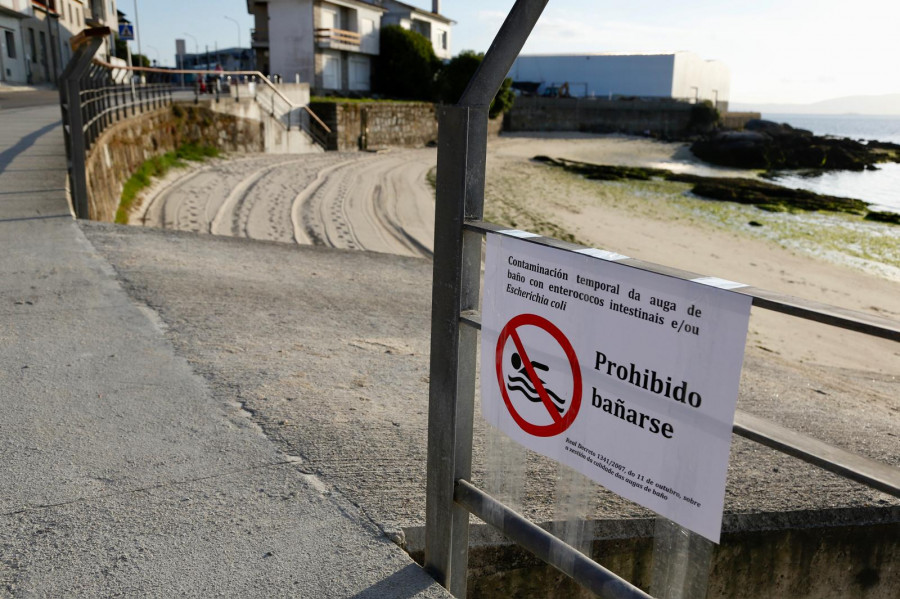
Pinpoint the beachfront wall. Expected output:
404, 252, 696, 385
509, 52, 730, 109
308, 101, 437, 150
505, 96, 695, 137
84, 105, 263, 222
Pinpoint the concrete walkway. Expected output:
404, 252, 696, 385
0, 98, 449, 596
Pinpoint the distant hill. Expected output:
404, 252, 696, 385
731, 94, 900, 115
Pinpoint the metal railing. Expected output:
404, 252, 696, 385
78, 64, 172, 152
60, 34, 332, 218
423, 1, 900, 598
87, 59, 333, 150
254, 83, 331, 148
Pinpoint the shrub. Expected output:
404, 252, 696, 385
373, 25, 440, 101
435, 50, 514, 119
115, 144, 219, 224
690, 100, 720, 130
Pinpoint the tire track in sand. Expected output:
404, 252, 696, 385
141, 150, 436, 258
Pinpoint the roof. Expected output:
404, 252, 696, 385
327, 0, 387, 13
516, 51, 725, 64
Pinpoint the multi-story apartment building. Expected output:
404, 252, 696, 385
0, 0, 116, 86
248, 0, 452, 94
379, 0, 451, 61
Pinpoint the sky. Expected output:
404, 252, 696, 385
122, 0, 900, 106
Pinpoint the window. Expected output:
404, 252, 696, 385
5, 31, 16, 59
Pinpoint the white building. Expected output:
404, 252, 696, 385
379, 0, 452, 61
0, 0, 29, 84
248, 0, 453, 93
0, 1, 117, 86
249, 0, 383, 92
509, 52, 731, 109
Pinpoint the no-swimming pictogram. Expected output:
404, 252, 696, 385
495, 313, 582, 437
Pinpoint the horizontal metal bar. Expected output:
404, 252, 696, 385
455, 480, 654, 599
460, 310, 481, 330
459, 302, 898, 496
464, 220, 900, 342
733, 410, 900, 498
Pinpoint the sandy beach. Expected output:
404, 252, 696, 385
132, 133, 900, 377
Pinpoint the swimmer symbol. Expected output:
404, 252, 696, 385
507, 352, 567, 413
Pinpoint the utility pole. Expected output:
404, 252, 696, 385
182, 32, 198, 69
224, 15, 242, 69
133, 0, 143, 69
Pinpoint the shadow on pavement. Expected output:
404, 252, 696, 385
0, 120, 61, 175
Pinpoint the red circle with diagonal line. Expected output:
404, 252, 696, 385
495, 313, 582, 437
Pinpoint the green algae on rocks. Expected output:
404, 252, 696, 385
533, 156, 886, 220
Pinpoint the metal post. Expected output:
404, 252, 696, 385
59, 34, 106, 219
101, 74, 110, 131
423, 1, 550, 595
424, 104, 487, 596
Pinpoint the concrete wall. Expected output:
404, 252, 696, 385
84, 104, 263, 222
268, 0, 315, 84
506, 96, 694, 138
406, 509, 900, 598
308, 101, 439, 150
205, 92, 322, 154
722, 111, 762, 130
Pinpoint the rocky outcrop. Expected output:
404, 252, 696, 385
690, 120, 900, 171
533, 156, 891, 220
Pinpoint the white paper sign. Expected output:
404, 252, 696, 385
480, 233, 752, 542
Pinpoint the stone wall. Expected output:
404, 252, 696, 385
308, 102, 440, 151
84, 104, 263, 222
308, 101, 506, 151
721, 111, 762, 130
507, 97, 696, 137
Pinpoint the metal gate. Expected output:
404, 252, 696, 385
422, 1, 900, 597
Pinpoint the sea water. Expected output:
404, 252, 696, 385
762, 113, 900, 213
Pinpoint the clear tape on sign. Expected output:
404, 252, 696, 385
691, 277, 748, 290
499, 229, 541, 239
577, 248, 629, 262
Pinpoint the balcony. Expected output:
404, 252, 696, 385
314, 28, 360, 50
251, 28, 269, 47
32, 1, 59, 14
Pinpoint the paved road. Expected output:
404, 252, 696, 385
0, 99, 449, 597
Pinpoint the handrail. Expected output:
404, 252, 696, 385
89, 58, 332, 134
